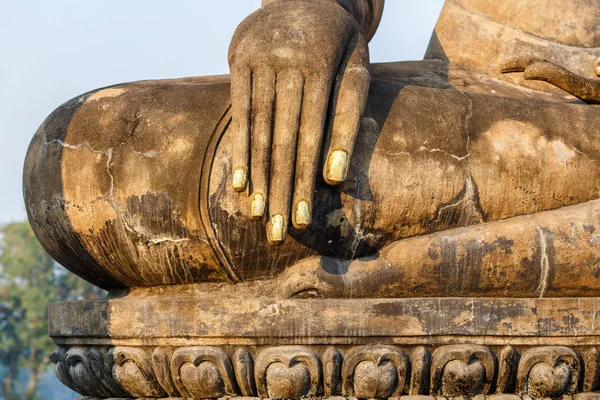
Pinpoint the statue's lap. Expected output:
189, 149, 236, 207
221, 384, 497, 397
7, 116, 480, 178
24, 61, 600, 289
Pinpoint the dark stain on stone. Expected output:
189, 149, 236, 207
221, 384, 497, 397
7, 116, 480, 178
537, 317, 562, 335
209, 171, 380, 282
370, 302, 397, 318
371, 301, 420, 321
475, 301, 527, 327
88, 191, 224, 286
320, 257, 351, 275
430, 235, 514, 295
584, 224, 596, 233
125, 192, 189, 239
23, 91, 125, 290
428, 245, 440, 261
562, 314, 581, 327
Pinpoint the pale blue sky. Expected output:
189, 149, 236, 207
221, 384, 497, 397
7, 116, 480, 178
0, 1, 444, 224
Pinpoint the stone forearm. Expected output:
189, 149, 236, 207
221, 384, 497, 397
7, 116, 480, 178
334, 0, 384, 40
261, 0, 384, 40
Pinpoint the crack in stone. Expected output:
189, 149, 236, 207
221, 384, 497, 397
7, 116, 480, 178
416, 146, 470, 161
147, 237, 190, 245
431, 174, 484, 229
536, 226, 550, 298
571, 145, 599, 164
42, 125, 49, 158
437, 175, 477, 213
483, 304, 496, 338
44, 137, 140, 235
464, 97, 473, 156
133, 150, 163, 158
45, 137, 107, 156
386, 147, 470, 160
105, 148, 115, 199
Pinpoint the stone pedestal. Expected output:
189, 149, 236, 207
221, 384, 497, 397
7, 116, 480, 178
48, 289, 600, 399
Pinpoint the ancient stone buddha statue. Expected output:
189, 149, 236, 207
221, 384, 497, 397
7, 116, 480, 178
23, 1, 600, 399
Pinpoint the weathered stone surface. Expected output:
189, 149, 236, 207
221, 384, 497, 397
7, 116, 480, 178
426, 0, 600, 79
47, 296, 600, 344
26, 1, 600, 400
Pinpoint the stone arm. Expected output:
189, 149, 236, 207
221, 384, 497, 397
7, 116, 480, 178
501, 56, 600, 104
228, 0, 383, 245
261, 0, 384, 41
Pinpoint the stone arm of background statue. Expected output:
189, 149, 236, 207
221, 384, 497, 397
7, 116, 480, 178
229, 0, 383, 245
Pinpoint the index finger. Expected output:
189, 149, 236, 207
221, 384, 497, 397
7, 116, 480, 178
230, 66, 252, 192
323, 34, 370, 186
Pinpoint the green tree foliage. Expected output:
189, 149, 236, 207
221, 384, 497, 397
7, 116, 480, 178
0, 221, 104, 400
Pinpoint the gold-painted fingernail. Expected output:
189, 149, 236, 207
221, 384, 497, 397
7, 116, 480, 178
325, 150, 349, 185
250, 193, 265, 218
595, 64, 600, 77
269, 214, 284, 244
295, 200, 310, 228
232, 168, 247, 191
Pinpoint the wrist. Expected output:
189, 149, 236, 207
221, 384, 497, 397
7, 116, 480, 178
336, 0, 384, 41
261, 0, 384, 41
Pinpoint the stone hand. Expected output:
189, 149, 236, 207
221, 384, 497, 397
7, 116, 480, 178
228, 0, 370, 245
501, 56, 600, 104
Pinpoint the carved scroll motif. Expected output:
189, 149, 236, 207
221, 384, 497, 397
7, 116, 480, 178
111, 347, 166, 397
582, 347, 600, 393
409, 346, 432, 396
51, 344, 600, 399
232, 347, 257, 396
430, 344, 496, 397
151, 347, 179, 397
254, 346, 321, 399
517, 346, 581, 399
50, 346, 127, 398
323, 347, 343, 396
341, 345, 410, 398
170, 346, 237, 399
497, 345, 519, 394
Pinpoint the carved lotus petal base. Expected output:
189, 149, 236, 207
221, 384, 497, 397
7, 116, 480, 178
73, 395, 597, 400
266, 362, 311, 399
52, 343, 600, 400
528, 362, 572, 398
354, 360, 398, 398
441, 360, 486, 397
179, 361, 224, 399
